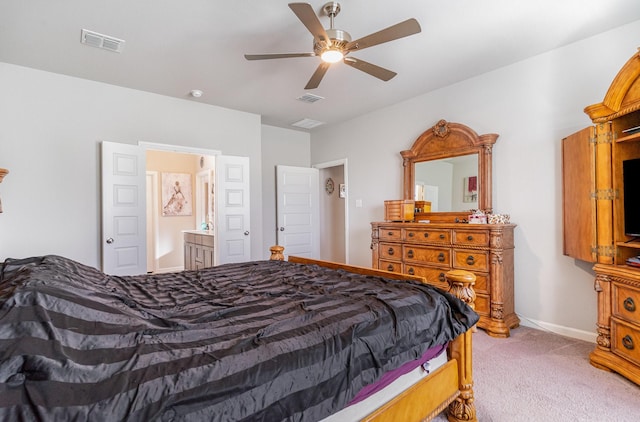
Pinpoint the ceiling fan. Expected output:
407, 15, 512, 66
244, 2, 421, 89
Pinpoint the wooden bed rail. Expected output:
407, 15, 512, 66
268, 246, 477, 422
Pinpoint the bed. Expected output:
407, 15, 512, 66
0, 246, 479, 421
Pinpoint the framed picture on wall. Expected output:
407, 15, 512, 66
463, 176, 478, 203
339, 183, 346, 198
162, 172, 193, 216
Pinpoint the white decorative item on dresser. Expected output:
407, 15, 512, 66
372, 120, 519, 338
562, 49, 640, 385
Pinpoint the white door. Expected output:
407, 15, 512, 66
101, 141, 147, 275
276, 166, 320, 258
216, 155, 251, 264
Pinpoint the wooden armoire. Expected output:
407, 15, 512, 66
562, 48, 640, 385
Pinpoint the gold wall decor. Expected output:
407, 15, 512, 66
0, 168, 8, 213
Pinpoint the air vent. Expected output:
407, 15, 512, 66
296, 93, 325, 104
291, 118, 325, 129
81, 29, 125, 53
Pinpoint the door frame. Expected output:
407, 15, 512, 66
139, 141, 222, 267
314, 158, 349, 264
146, 171, 159, 273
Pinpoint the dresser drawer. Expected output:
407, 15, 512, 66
403, 245, 450, 267
454, 229, 490, 246
473, 272, 490, 295
474, 294, 490, 317
612, 283, 640, 322
611, 317, 640, 367
379, 228, 402, 241
403, 264, 449, 291
404, 228, 451, 244
379, 260, 402, 273
379, 243, 402, 260
453, 249, 489, 272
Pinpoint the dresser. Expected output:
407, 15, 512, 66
183, 231, 214, 270
562, 50, 640, 385
591, 265, 640, 383
372, 221, 519, 338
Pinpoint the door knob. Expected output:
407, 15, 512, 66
244, 231, 250, 236
106, 237, 114, 244
280, 227, 285, 231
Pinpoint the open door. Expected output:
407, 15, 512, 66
216, 155, 251, 264
276, 165, 320, 258
101, 141, 147, 275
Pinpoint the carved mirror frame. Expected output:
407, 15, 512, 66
401, 119, 498, 221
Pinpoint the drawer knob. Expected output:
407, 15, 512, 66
408, 232, 414, 237
388, 231, 394, 236
388, 247, 395, 256
438, 253, 445, 262
424, 232, 430, 238
407, 250, 415, 259
438, 272, 445, 282
387, 264, 394, 272
623, 297, 636, 312
439, 234, 445, 239
408, 267, 415, 275
467, 235, 473, 241
466, 255, 475, 265
622, 335, 635, 350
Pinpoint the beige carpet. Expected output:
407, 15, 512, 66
434, 325, 640, 421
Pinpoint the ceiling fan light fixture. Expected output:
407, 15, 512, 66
321, 48, 343, 63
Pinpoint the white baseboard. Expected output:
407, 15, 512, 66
517, 314, 597, 343
151, 266, 183, 274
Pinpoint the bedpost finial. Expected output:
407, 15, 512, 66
270, 245, 285, 261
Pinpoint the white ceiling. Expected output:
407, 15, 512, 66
2, 0, 640, 131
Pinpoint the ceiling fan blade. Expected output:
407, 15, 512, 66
289, 3, 330, 45
305, 62, 331, 89
244, 52, 315, 60
345, 18, 421, 51
343, 57, 397, 81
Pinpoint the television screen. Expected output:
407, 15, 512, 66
623, 158, 640, 237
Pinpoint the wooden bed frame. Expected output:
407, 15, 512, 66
269, 246, 477, 422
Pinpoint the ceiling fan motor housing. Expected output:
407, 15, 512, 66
314, 28, 351, 54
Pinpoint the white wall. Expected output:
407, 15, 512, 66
260, 125, 311, 257
310, 20, 640, 339
0, 63, 263, 267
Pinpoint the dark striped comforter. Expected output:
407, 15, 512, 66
0, 255, 478, 421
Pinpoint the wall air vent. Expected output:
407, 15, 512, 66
291, 118, 325, 129
81, 29, 125, 53
296, 93, 325, 104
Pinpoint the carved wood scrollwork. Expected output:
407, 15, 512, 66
448, 389, 476, 422
596, 325, 611, 349
432, 119, 451, 138
491, 303, 505, 320
489, 231, 503, 248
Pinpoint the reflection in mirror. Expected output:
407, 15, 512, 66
414, 154, 478, 212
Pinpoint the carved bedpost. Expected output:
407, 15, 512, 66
445, 269, 477, 422
269, 245, 285, 261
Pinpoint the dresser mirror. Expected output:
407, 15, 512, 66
401, 120, 498, 222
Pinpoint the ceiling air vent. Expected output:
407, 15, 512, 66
296, 93, 325, 104
291, 118, 325, 129
81, 29, 125, 53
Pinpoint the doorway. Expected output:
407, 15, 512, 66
315, 159, 348, 264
